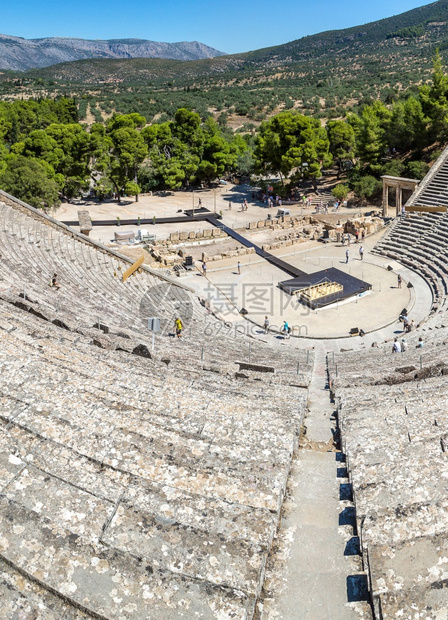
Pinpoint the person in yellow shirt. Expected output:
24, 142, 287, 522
174, 317, 184, 338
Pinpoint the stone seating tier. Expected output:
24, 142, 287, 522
0, 299, 309, 618
0, 195, 316, 618
334, 357, 448, 615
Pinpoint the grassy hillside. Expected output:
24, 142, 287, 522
2, 0, 448, 126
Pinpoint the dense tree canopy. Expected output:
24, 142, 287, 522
255, 111, 332, 184
4, 52, 448, 210
0, 155, 60, 209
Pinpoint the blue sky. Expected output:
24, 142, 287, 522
3, 0, 431, 54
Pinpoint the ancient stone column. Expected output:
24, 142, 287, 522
382, 183, 389, 216
395, 186, 402, 216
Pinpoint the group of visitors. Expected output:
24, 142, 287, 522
392, 337, 408, 353
392, 336, 423, 352
399, 308, 415, 333
261, 195, 282, 208
344, 246, 364, 262
342, 230, 366, 247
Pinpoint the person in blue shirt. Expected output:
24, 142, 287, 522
281, 320, 290, 338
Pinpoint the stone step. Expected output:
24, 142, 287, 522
0, 496, 254, 619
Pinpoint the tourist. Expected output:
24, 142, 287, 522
417, 337, 423, 348
345, 249, 349, 264
237, 261, 241, 275
202, 262, 207, 277
359, 246, 364, 260
281, 320, 290, 338
401, 338, 408, 352
397, 274, 402, 289
174, 317, 184, 338
198, 198, 202, 208
347, 234, 351, 246
355, 231, 359, 244
51, 273, 60, 290
263, 316, 270, 334
392, 338, 401, 353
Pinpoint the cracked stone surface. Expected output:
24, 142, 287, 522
0, 198, 314, 618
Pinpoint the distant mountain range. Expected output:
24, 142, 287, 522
10, 0, 448, 86
0, 34, 226, 71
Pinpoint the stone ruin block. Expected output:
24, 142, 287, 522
78, 210, 92, 236
257, 221, 265, 228
196, 231, 204, 238
179, 232, 189, 241
188, 231, 196, 239
203, 229, 212, 238
212, 228, 221, 237
170, 232, 180, 242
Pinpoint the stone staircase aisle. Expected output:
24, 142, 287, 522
257, 345, 371, 620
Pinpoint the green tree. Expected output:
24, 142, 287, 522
235, 150, 255, 177
349, 101, 391, 164
0, 155, 60, 209
141, 120, 199, 189
327, 120, 355, 178
124, 181, 142, 201
420, 49, 448, 142
381, 160, 406, 177
351, 175, 382, 201
332, 184, 349, 201
255, 111, 332, 186
407, 160, 429, 180
105, 114, 148, 200
388, 97, 427, 152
